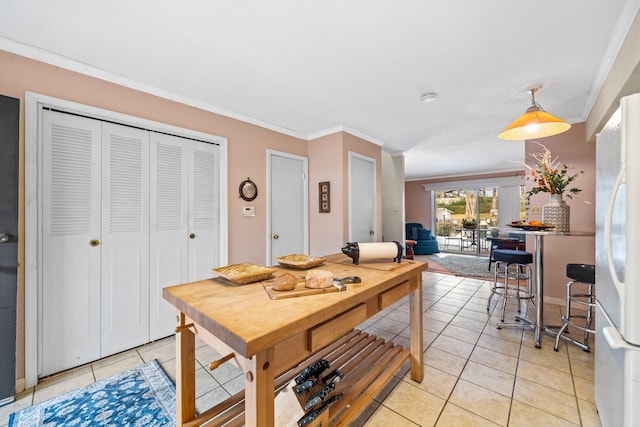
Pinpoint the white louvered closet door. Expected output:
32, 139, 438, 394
40, 111, 222, 374
100, 123, 150, 355
188, 142, 219, 281
41, 110, 102, 376
149, 133, 219, 340
149, 133, 189, 340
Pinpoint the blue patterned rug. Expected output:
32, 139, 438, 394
9, 360, 176, 427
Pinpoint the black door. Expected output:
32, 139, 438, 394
0, 94, 19, 405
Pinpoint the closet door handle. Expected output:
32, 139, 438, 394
89, 239, 100, 247
189, 233, 196, 239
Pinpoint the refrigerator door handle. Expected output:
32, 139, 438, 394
599, 300, 640, 351
603, 326, 640, 351
604, 164, 626, 299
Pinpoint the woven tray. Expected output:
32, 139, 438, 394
212, 263, 277, 284
274, 254, 326, 269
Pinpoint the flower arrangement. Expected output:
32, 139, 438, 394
525, 143, 583, 200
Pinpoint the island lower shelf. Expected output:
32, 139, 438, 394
190, 329, 410, 427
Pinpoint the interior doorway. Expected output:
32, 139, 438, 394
267, 150, 308, 264
0, 94, 19, 405
349, 152, 377, 242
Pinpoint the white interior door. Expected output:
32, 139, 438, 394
100, 123, 150, 355
188, 142, 220, 280
41, 110, 102, 376
149, 133, 220, 340
268, 151, 308, 264
149, 134, 189, 340
349, 152, 376, 242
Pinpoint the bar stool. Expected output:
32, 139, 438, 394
487, 237, 520, 271
487, 249, 535, 329
553, 263, 596, 352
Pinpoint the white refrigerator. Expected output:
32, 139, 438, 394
595, 92, 640, 427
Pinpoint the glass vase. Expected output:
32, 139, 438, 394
542, 193, 570, 232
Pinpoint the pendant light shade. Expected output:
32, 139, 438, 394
499, 88, 571, 140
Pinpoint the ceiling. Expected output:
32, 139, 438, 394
1, 0, 639, 180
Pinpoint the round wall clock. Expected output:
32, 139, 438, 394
239, 178, 258, 201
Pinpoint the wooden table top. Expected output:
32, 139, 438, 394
163, 254, 426, 357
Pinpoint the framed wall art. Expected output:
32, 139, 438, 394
319, 181, 330, 213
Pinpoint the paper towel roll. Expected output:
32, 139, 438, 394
358, 242, 400, 259
341, 241, 403, 264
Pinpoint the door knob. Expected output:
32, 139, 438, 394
273, 234, 279, 240
89, 239, 100, 247
189, 233, 196, 239
369, 230, 374, 235
0, 233, 10, 243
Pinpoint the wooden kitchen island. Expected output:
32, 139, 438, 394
163, 254, 426, 427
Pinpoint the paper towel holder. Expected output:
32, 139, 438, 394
341, 241, 403, 265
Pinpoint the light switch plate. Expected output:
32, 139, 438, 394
243, 206, 255, 217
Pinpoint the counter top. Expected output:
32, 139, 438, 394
163, 254, 427, 357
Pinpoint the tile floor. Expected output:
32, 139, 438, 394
1, 269, 600, 426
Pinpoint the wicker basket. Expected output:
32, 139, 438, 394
212, 263, 276, 284
273, 254, 326, 269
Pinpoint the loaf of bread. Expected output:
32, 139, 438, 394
305, 270, 333, 289
272, 272, 298, 291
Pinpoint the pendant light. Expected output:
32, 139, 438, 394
498, 88, 571, 140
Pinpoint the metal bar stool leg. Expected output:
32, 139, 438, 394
490, 249, 535, 331
552, 264, 596, 352
554, 280, 574, 350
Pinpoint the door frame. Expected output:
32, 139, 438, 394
0, 94, 19, 404
348, 151, 377, 242
266, 150, 308, 264
24, 92, 229, 387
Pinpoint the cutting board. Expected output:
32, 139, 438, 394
263, 281, 342, 299
332, 258, 411, 271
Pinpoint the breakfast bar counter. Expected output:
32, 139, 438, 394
163, 254, 426, 427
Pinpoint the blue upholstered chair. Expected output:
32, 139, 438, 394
405, 223, 440, 255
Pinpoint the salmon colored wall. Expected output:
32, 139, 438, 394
0, 50, 309, 264
0, 49, 309, 383
525, 122, 596, 302
1, 50, 386, 385
227, 124, 308, 265
309, 133, 344, 256
404, 181, 434, 230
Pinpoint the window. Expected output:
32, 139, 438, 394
423, 176, 525, 254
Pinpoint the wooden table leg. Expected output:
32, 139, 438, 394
176, 313, 196, 426
244, 348, 275, 427
409, 272, 424, 382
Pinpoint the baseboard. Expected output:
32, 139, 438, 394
544, 296, 565, 306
